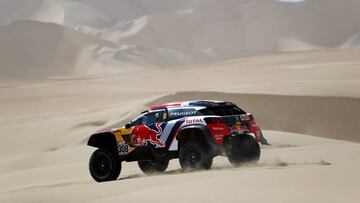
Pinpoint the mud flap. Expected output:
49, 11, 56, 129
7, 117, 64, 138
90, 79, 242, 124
255, 130, 270, 145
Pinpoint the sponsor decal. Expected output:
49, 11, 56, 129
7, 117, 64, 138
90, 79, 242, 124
117, 141, 129, 155
170, 111, 197, 117
132, 123, 166, 148
214, 134, 224, 140
212, 127, 224, 131
230, 123, 247, 134
185, 118, 204, 124
207, 123, 230, 144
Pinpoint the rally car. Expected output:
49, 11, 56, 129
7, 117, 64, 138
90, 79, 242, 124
87, 100, 269, 182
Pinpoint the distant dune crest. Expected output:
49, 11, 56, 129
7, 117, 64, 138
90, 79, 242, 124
1, 0, 360, 78
31, 0, 65, 24
0, 20, 116, 78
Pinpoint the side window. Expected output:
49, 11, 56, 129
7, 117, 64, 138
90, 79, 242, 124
154, 112, 162, 123
131, 116, 143, 126
140, 116, 148, 125
142, 111, 163, 125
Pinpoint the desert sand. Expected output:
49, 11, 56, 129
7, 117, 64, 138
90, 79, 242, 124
0, 0, 360, 202
1, 48, 360, 202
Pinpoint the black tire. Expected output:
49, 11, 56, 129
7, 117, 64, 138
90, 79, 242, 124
89, 148, 121, 182
138, 160, 169, 175
227, 134, 260, 167
179, 140, 213, 171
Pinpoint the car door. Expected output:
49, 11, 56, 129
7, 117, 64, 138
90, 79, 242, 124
131, 110, 167, 148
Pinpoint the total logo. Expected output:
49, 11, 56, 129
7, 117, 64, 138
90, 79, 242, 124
185, 118, 205, 124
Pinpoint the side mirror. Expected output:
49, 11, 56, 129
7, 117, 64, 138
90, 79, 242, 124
125, 123, 131, 129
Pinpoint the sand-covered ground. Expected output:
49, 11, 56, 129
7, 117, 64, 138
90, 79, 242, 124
1, 0, 360, 202
1, 48, 360, 202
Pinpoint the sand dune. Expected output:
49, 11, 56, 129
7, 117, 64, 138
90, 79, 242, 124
0, 20, 118, 78
341, 33, 360, 48
2, 0, 360, 70
0, 80, 359, 202
150, 92, 360, 142
31, 0, 64, 24
277, 37, 324, 52
0, 0, 114, 28
76, 0, 360, 66
1, 49, 360, 201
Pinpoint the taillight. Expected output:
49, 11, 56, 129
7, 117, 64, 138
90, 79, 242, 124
248, 114, 259, 131
247, 114, 264, 142
240, 114, 250, 121
249, 114, 254, 121
204, 117, 224, 124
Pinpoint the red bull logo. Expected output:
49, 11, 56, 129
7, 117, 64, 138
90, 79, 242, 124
132, 123, 165, 147
230, 123, 246, 134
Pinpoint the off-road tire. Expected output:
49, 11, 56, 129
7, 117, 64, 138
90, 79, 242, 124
179, 140, 213, 171
89, 148, 121, 182
138, 160, 169, 175
227, 134, 260, 166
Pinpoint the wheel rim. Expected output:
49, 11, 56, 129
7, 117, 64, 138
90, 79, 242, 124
92, 153, 112, 177
185, 147, 201, 166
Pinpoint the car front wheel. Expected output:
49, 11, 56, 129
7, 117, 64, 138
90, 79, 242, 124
89, 148, 121, 182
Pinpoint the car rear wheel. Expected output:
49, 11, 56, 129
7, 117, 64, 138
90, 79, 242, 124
138, 160, 169, 175
227, 134, 260, 166
89, 148, 121, 182
179, 140, 213, 171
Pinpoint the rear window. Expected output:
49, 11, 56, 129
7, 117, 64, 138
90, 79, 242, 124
199, 106, 246, 116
